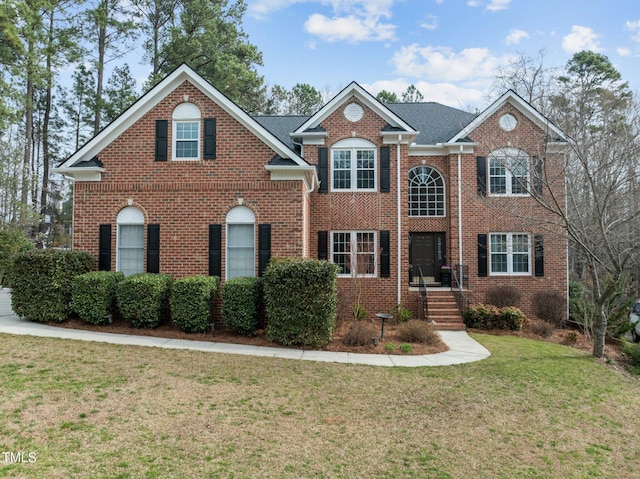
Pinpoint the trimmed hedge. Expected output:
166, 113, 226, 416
171, 275, 220, 333
117, 273, 173, 329
463, 303, 527, 331
0, 229, 34, 287
72, 271, 124, 325
263, 257, 339, 348
9, 249, 94, 323
221, 276, 262, 336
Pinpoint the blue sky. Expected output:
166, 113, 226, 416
239, 0, 640, 110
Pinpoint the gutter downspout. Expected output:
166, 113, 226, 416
457, 145, 463, 289
397, 134, 402, 306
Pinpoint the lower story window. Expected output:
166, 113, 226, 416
490, 233, 530, 275
118, 224, 144, 276
332, 231, 376, 277
227, 223, 255, 279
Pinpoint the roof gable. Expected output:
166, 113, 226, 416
448, 90, 567, 144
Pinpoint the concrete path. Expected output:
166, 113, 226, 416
0, 289, 490, 367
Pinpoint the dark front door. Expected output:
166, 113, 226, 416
410, 233, 445, 284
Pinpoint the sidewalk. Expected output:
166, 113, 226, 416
0, 289, 490, 367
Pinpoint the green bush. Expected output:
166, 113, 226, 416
9, 249, 94, 323
117, 273, 173, 329
463, 303, 526, 331
221, 276, 262, 336
263, 257, 340, 349
172, 275, 220, 333
392, 303, 413, 323
0, 229, 34, 287
622, 341, 640, 374
72, 271, 124, 325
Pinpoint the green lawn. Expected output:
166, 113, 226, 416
1, 332, 639, 478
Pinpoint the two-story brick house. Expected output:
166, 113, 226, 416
54, 64, 568, 323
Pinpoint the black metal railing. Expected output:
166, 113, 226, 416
451, 264, 471, 316
418, 266, 429, 321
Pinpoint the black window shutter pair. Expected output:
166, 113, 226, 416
317, 146, 390, 193
98, 224, 160, 273
477, 233, 544, 277
155, 118, 216, 161
208, 224, 271, 278
317, 230, 390, 278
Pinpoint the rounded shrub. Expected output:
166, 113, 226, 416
485, 285, 522, 307
117, 273, 173, 329
9, 249, 94, 323
72, 271, 124, 325
221, 276, 261, 336
171, 275, 220, 333
532, 290, 566, 326
263, 257, 340, 349
397, 320, 440, 344
342, 322, 378, 346
0, 229, 34, 287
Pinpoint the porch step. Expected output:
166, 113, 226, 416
425, 290, 466, 331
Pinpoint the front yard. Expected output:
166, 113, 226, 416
1, 332, 639, 478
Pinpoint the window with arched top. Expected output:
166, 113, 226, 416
117, 206, 144, 276
172, 102, 201, 160
408, 166, 445, 217
331, 138, 376, 191
488, 147, 530, 196
226, 206, 255, 279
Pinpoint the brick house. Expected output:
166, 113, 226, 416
54, 64, 568, 323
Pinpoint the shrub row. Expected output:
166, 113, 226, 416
172, 275, 220, 333
71, 271, 124, 325
463, 304, 527, 331
263, 257, 339, 348
221, 276, 262, 336
10, 249, 94, 323
117, 273, 173, 328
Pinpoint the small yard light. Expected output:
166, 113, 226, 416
210, 322, 216, 335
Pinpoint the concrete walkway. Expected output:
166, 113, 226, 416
0, 289, 490, 367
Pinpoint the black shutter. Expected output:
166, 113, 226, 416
318, 231, 328, 260
533, 156, 543, 195
478, 234, 488, 277
380, 230, 390, 278
203, 118, 217, 159
534, 235, 544, 277
147, 224, 160, 273
380, 146, 390, 193
258, 224, 271, 276
155, 120, 168, 161
318, 147, 328, 193
208, 224, 222, 277
477, 156, 486, 197
98, 224, 111, 271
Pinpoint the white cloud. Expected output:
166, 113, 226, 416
420, 14, 438, 31
305, 13, 396, 43
248, 0, 312, 20
392, 44, 514, 83
562, 25, 601, 53
467, 0, 481, 6
505, 29, 529, 45
617, 47, 632, 57
625, 20, 640, 42
486, 0, 511, 11
364, 79, 486, 109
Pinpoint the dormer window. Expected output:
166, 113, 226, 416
172, 103, 201, 160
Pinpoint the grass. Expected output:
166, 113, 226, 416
1, 333, 640, 478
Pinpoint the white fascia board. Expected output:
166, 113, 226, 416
381, 131, 418, 145
292, 130, 327, 146
53, 167, 104, 182
265, 164, 319, 191
293, 81, 418, 136
449, 90, 566, 144
407, 142, 476, 157
58, 64, 310, 172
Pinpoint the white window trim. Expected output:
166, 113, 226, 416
408, 165, 446, 217
116, 206, 145, 276
489, 232, 531, 276
225, 206, 256, 280
331, 230, 377, 278
172, 102, 201, 161
488, 147, 530, 197
331, 138, 377, 192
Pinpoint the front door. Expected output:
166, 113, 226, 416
410, 233, 445, 284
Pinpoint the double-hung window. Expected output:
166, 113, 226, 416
116, 206, 144, 276
488, 148, 529, 196
331, 139, 376, 191
490, 233, 531, 275
226, 206, 255, 279
172, 102, 201, 160
332, 231, 376, 277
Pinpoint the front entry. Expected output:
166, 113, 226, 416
409, 232, 446, 284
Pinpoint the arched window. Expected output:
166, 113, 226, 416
172, 102, 201, 160
488, 147, 529, 196
408, 166, 445, 217
226, 206, 255, 279
117, 206, 144, 276
331, 138, 376, 191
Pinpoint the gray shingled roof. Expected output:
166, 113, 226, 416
253, 102, 476, 149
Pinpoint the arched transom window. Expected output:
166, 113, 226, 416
408, 166, 445, 217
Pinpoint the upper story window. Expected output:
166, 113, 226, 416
172, 103, 201, 160
488, 147, 529, 196
408, 166, 445, 217
331, 138, 376, 191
